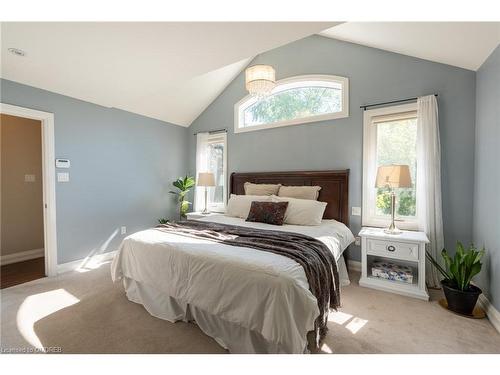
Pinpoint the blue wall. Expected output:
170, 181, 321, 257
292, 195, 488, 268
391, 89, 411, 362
473, 46, 500, 310
1, 79, 187, 264
0, 36, 483, 274
188, 35, 477, 261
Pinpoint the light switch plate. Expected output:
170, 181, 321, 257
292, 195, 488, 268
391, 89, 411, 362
24, 174, 36, 182
57, 172, 70, 182
121, 226, 127, 235
56, 159, 71, 168
351, 206, 361, 216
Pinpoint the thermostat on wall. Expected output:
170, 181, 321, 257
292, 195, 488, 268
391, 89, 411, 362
56, 159, 70, 168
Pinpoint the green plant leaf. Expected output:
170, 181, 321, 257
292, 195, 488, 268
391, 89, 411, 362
426, 250, 451, 280
441, 249, 453, 272
456, 241, 465, 258
439, 242, 485, 290
169, 175, 195, 220
172, 179, 184, 190
183, 176, 195, 189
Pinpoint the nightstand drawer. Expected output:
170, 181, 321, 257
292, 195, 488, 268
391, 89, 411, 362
366, 238, 419, 261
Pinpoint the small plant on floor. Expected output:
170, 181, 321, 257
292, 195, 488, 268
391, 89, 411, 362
169, 175, 195, 220
426, 242, 485, 316
158, 218, 169, 225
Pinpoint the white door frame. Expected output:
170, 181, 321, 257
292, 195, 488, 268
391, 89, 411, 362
1, 103, 58, 276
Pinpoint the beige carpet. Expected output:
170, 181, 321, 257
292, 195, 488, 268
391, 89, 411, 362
1, 262, 499, 354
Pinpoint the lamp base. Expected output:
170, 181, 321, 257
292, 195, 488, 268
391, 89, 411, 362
383, 227, 402, 235
384, 190, 402, 235
201, 187, 210, 214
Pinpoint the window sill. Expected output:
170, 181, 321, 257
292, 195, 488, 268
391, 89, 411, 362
235, 111, 349, 134
362, 219, 419, 232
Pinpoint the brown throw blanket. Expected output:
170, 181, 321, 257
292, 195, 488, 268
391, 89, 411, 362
155, 220, 340, 347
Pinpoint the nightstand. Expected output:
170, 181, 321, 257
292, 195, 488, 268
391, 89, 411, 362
359, 227, 429, 300
186, 212, 222, 220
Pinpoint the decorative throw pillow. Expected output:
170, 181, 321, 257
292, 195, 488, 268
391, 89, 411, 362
278, 185, 322, 200
246, 201, 289, 226
244, 182, 281, 196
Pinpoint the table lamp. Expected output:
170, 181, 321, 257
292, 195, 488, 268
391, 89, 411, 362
375, 164, 412, 234
197, 172, 215, 214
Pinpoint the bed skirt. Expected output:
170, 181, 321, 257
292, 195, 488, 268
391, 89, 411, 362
122, 257, 350, 354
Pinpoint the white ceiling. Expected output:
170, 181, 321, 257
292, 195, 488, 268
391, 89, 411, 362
320, 22, 500, 71
0, 22, 336, 126
2, 23, 498, 127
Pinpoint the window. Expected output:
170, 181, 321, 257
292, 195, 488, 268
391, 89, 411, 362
234, 75, 349, 133
195, 132, 227, 212
362, 103, 419, 229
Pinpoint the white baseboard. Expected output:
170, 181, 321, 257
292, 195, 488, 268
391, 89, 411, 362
57, 250, 117, 274
0, 248, 44, 265
348, 260, 361, 272
478, 294, 500, 334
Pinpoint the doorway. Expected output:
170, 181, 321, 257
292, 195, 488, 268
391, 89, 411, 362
1, 113, 45, 287
0, 104, 57, 286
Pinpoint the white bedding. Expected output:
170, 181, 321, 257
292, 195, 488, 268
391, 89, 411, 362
111, 214, 354, 353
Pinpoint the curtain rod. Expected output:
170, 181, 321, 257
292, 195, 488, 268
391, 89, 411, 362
193, 128, 227, 136
360, 94, 438, 111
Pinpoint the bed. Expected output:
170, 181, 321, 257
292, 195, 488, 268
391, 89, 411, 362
111, 170, 354, 353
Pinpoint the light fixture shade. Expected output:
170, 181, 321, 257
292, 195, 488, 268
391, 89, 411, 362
375, 165, 412, 188
245, 64, 276, 96
197, 172, 215, 187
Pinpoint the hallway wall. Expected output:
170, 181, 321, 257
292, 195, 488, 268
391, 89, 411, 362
1, 114, 44, 256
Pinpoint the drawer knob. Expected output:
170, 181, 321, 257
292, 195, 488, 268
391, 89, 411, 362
387, 245, 396, 252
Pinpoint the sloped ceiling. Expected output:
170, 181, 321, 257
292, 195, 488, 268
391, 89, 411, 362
3, 22, 497, 127
0, 22, 337, 126
320, 22, 500, 71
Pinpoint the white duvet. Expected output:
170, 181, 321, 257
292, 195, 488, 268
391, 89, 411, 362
111, 214, 354, 353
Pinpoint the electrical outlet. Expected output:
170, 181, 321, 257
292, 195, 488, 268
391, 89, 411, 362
351, 206, 361, 216
24, 174, 36, 182
121, 226, 127, 235
57, 172, 70, 182
354, 236, 361, 246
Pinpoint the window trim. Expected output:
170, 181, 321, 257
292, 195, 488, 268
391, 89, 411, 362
206, 132, 227, 213
234, 74, 349, 134
362, 103, 419, 230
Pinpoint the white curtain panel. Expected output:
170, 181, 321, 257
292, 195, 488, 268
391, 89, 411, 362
195, 132, 209, 212
416, 95, 445, 287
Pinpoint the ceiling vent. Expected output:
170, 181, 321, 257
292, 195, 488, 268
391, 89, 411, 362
8, 48, 26, 57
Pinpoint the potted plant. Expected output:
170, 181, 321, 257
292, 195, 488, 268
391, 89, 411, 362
169, 175, 195, 220
426, 242, 485, 316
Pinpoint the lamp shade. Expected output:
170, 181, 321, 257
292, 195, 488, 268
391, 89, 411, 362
375, 165, 412, 188
197, 172, 215, 187
245, 64, 276, 96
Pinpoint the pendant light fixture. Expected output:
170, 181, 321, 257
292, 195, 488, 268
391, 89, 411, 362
245, 64, 276, 97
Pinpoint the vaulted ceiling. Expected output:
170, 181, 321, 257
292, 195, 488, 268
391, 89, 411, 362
2, 22, 498, 127
320, 22, 499, 71
0, 22, 336, 126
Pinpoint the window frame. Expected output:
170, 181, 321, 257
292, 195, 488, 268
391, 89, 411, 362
234, 74, 349, 134
362, 103, 419, 230
205, 132, 227, 213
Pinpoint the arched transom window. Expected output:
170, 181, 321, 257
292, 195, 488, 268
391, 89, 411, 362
234, 75, 349, 133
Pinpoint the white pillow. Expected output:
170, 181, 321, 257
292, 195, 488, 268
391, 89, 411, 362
278, 185, 321, 200
226, 194, 272, 219
272, 196, 327, 226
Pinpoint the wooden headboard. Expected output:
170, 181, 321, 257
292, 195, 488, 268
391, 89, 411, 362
230, 170, 349, 226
